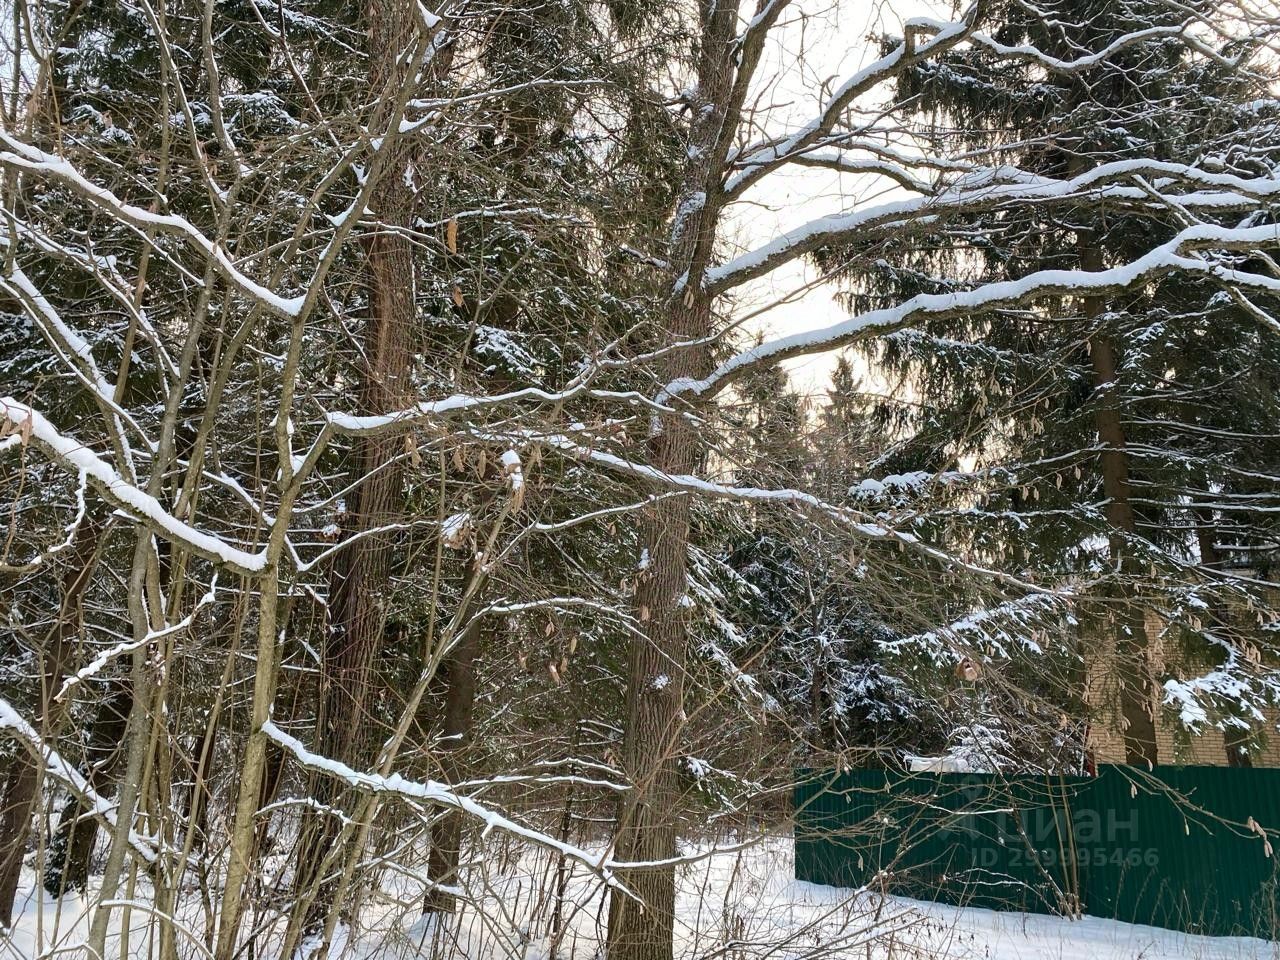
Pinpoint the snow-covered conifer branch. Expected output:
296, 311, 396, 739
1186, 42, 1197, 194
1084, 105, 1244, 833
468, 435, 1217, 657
965, 21, 1194, 73
708, 162, 1280, 294
882, 593, 1074, 663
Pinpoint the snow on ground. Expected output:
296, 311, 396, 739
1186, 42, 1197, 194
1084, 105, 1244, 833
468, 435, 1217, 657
4, 836, 1276, 960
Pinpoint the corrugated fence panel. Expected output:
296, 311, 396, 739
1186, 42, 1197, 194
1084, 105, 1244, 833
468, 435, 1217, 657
794, 765, 1280, 937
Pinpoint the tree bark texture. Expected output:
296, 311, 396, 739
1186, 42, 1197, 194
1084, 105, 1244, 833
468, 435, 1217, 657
0, 523, 100, 924
292, 0, 425, 921
423, 620, 480, 914
607, 6, 736, 957
1082, 257, 1159, 768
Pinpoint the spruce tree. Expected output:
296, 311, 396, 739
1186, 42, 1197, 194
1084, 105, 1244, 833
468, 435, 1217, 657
821, 0, 1280, 763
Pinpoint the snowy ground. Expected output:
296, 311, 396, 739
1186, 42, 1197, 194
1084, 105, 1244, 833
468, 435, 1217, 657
4, 836, 1277, 960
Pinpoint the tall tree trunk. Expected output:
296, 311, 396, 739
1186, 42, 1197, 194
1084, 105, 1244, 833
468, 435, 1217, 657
608, 7, 735, 959
42, 683, 132, 897
291, 0, 424, 923
0, 522, 100, 925
1194, 507, 1253, 767
0, 758, 36, 929
607, 453, 697, 960
423, 621, 480, 914
1082, 246, 1158, 768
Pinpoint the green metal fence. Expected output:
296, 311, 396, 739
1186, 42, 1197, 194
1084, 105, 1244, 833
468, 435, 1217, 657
794, 765, 1280, 937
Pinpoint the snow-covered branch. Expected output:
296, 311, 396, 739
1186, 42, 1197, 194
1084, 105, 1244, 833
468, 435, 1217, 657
0, 698, 162, 866
674, 221, 1280, 402
724, 7, 981, 197
0, 130, 305, 318
1, 262, 151, 468
708, 161, 1280, 294
325, 383, 679, 436
0, 398, 269, 575
966, 20, 1193, 73
524, 430, 1053, 594
261, 721, 632, 893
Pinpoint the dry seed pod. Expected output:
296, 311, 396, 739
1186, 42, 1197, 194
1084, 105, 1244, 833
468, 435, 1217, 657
954, 657, 981, 682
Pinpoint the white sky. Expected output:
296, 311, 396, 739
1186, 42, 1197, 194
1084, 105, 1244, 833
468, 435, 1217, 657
728, 0, 956, 400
